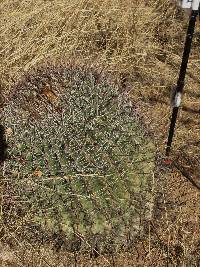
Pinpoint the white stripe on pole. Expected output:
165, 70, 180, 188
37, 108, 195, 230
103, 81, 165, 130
180, 0, 192, 9
174, 92, 182, 107
180, 0, 200, 10
192, 0, 200, 10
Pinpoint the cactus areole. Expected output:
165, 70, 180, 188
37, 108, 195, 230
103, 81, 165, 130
1, 65, 155, 251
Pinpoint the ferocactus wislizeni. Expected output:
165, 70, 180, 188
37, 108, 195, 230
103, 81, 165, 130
1, 64, 155, 252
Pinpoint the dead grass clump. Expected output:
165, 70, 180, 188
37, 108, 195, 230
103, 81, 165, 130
0, 0, 186, 88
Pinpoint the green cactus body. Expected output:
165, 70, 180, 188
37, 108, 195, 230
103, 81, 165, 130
1, 65, 155, 252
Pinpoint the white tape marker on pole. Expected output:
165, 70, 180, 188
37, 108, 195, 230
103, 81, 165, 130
179, 0, 200, 10
192, 0, 200, 10
174, 92, 182, 107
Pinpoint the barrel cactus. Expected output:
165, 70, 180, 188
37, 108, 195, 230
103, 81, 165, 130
1, 65, 155, 253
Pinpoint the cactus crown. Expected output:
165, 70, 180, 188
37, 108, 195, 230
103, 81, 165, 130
1, 65, 155, 252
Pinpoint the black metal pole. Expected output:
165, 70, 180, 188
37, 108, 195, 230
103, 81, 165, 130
166, 10, 198, 157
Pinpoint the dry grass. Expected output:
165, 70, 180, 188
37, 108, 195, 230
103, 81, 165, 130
0, 0, 200, 266
0, 0, 184, 85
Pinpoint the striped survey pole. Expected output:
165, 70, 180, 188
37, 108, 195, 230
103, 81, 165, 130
166, 0, 200, 157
